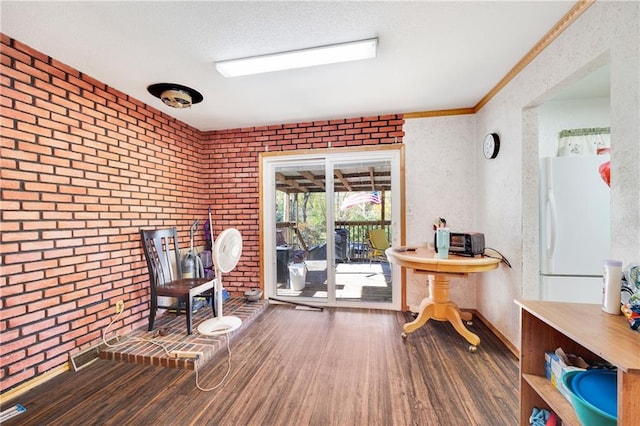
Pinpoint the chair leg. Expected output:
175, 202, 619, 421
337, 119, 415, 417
175, 298, 182, 317
186, 296, 192, 335
148, 297, 157, 331
211, 294, 217, 318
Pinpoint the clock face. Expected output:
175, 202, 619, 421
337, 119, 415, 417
483, 133, 500, 159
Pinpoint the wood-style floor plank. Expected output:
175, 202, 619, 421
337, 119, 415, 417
3, 306, 518, 425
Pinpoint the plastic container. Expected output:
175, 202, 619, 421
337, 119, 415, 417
602, 259, 623, 314
435, 228, 450, 259
562, 370, 617, 426
182, 252, 196, 278
288, 263, 307, 291
244, 288, 263, 302
199, 250, 213, 269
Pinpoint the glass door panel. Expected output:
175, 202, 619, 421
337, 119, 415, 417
332, 160, 393, 304
274, 163, 327, 301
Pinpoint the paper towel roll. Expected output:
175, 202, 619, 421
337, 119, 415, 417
602, 259, 623, 315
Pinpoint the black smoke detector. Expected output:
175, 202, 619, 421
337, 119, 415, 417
147, 83, 203, 109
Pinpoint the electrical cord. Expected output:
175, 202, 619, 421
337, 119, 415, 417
102, 306, 233, 392
484, 247, 512, 268
101, 308, 124, 347
195, 334, 233, 392
102, 309, 172, 357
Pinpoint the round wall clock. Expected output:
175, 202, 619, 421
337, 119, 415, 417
483, 133, 500, 159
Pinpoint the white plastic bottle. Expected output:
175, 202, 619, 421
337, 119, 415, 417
602, 259, 623, 315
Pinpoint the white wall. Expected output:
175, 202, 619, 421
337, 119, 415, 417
403, 115, 477, 310
404, 1, 640, 349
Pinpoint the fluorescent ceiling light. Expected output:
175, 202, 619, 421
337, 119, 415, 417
215, 38, 377, 78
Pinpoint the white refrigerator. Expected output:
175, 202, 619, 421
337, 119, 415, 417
539, 155, 610, 303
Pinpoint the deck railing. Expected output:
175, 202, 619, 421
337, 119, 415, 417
335, 220, 391, 262
277, 220, 391, 262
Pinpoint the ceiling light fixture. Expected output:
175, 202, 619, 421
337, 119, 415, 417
147, 83, 204, 109
215, 38, 378, 78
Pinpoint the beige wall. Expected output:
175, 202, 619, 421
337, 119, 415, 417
403, 115, 477, 311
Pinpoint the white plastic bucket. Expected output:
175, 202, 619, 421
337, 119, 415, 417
288, 263, 307, 291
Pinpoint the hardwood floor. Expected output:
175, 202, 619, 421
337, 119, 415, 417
4, 306, 519, 425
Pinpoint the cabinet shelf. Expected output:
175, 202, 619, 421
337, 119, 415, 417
516, 300, 640, 426
521, 373, 579, 426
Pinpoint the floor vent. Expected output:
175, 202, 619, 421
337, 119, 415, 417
69, 338, 118, 372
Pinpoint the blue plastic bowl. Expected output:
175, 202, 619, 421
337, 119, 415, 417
562, 370, 617, 426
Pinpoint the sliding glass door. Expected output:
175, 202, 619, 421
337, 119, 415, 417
262, 147, 402, 310
273, 161, 328, 302
331, 159, 393, 304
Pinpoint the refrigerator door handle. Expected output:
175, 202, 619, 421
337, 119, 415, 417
546, 189, 557, 270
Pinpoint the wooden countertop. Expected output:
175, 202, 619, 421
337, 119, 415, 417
516, 300, 640, 373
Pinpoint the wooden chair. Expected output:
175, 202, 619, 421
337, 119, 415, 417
140, 227, 215, 335
368, 228, 390, 263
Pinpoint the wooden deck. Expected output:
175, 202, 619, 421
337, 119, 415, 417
3, 306, 519, 425
277, 260, 392, 303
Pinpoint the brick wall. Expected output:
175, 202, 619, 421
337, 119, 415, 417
203, 118, 405, 293
0, 35, 211, 392
0, 33, 404, 393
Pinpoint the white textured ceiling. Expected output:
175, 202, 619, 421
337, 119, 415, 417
1, 1, 578, 131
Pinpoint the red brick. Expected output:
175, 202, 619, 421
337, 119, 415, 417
2, 107, 36, 126
71, 314, 97, 329
0, 264, 24, 282
12, 39, 48, 63
28, 297, 62, 313
17, 120, 54, 138
24, 181, 58, 193
2, 190, 40, 201
0, 369, 35, 393
1, 351, 28, 373
7, 310, 45, 328
36, 353, 68, 374
58, 183, 86, 193
22, 220, 58, 230
41, 192, 73, 203
67, 74, 95, 93
42, 248, 73, 260
37, 323, 70, 341
23, 259, 59, 272
2, 127, 36, 142
44, 266, 75, 279
3, 250, 42, 264
13, 81, 49, 99
19, 161, 55, 175
20, 201, 56, 212
3, 291, 43, 307
37, 117, 71, 132
60, 288, 88, 303
27, 337, 60, 356
54, 308, 83, 323
0, 231, 39, 242
1, 40, 32, 63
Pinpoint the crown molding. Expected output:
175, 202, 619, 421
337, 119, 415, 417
405, 0, 596, 119
404, 108, 475, 119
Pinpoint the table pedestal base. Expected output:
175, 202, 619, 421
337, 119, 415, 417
402, 273, 480, 350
